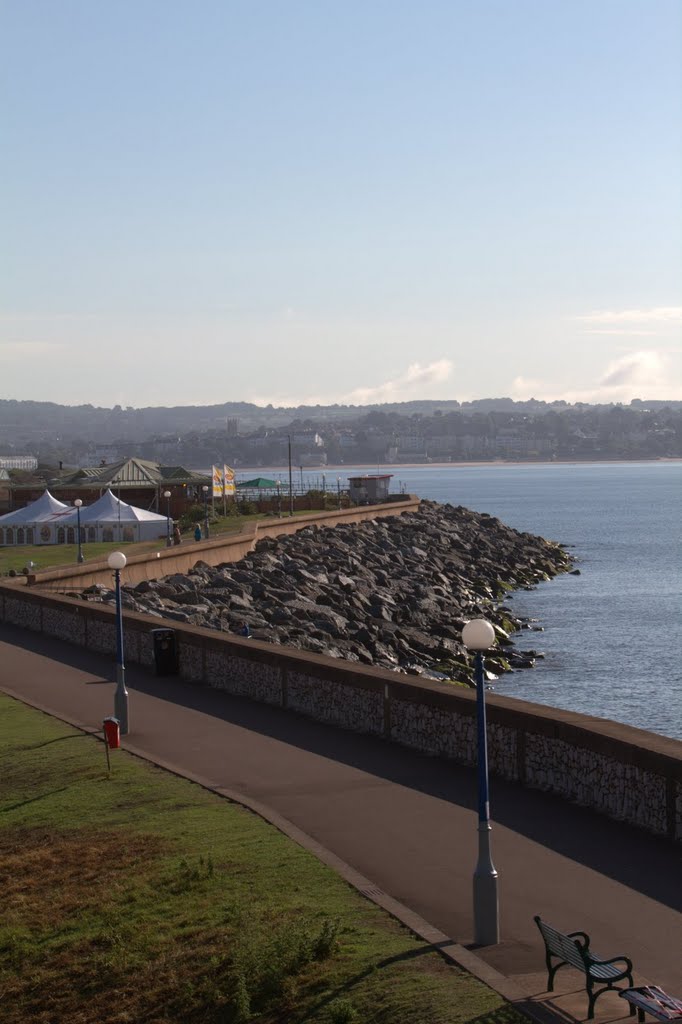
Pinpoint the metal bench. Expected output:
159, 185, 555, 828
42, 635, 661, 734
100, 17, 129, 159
620, 987, 682, 1022
534, 915, 635, 1019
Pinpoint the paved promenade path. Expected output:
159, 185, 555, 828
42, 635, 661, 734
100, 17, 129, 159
2, 622, 680, 1022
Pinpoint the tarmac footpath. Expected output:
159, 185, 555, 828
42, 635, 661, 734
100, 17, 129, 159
1, 622, 680, 1023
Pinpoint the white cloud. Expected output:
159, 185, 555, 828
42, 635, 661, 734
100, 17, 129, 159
574, 306, 682, 334
511, 349, 680, 404
344, 359, 453, 404
0, 341, 69, 360
510, 376, 545, 399
250, 359, 455, 407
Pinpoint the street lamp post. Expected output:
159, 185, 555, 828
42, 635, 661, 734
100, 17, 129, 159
288, 435, 294, 517
202, 485, 210, 539
337, 476, 342, 510
74, 499, 84, 563
276, 480, 282, 518
462, 617, 499, 946
108, 551, 129, 735
164, 490, 172, 547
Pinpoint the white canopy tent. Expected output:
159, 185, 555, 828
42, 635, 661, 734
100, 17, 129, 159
0, 489, 169, 546
0, 491, 72, 546
57, 489, 169, 543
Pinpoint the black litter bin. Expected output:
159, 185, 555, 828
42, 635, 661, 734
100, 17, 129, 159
151, 628, 179, 676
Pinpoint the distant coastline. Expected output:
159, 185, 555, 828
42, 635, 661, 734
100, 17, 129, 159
232, 457, 682, 473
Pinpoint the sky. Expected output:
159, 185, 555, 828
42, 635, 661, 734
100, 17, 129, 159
2, 0, 681, 409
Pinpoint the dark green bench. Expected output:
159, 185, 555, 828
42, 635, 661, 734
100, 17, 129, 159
534, 915, 635, 1019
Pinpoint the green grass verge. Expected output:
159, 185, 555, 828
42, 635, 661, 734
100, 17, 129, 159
0, 539, 165, 575
0, 510, 318, 576
0, 694, 523, 1024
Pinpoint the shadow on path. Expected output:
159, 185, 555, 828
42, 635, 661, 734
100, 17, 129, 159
2, 624, 680, 915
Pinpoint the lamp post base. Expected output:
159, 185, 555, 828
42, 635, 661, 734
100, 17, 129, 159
473, 823, 499, 946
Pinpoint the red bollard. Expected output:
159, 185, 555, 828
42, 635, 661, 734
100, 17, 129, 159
103, 717, 120, 748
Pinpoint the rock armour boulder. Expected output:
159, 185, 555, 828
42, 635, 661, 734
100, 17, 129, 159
93, 501, 573, 687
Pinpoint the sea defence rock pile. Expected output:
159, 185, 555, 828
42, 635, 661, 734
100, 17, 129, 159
95, 501, 573, 686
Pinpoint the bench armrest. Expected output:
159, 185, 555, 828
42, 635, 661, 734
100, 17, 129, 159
592, 954, 634, 972
567, 930, 590, 949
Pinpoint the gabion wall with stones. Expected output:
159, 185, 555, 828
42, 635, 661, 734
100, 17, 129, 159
524, 733, 669, 835
287, 671, 385, 735
205, 648, 282, 705
1, 584, 680, 842
388, 694, 519, 780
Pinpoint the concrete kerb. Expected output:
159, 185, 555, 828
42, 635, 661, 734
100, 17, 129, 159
0, 682, 558, 1024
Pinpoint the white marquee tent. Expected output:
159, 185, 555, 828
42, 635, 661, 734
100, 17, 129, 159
0, 489, 169, 546
0, 491, 72, 545
61, 489, 169, 543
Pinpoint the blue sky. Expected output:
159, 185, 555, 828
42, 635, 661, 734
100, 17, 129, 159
2, 0, 680, 407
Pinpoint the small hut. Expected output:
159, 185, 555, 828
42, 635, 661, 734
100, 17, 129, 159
347, 474, 393, 505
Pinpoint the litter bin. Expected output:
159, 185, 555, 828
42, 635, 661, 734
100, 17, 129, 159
151, 627, 179, 676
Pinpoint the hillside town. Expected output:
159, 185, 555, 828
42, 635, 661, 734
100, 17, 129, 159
1, 398, 680, 474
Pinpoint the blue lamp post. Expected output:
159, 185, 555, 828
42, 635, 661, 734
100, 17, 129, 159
164, 490, 172, 547
108, 550, 129, 735
276, 479, 282, 518
462, 617, 499, 946
74, 499, 84, 563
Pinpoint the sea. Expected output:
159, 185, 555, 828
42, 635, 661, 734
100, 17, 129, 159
242, 462, 681, 741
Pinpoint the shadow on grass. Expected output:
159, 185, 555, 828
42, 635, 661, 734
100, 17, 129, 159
23, 733, 94, 750
299, 942, 436, 1021
2, 786, 71, 813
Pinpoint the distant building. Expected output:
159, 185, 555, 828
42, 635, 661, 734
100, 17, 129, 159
0, 455, 38, 470
8, 457, 208, 517
348, 474, 393, 504
292, 432, 324, 447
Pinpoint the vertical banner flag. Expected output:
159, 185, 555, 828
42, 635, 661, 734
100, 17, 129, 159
212, 465, 223, 498
223, 465, 235, 495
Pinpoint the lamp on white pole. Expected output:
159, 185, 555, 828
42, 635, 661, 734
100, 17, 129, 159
108, 550, 129, 735
462, 617, 499, 946
163, 490, 172, 547
202, 484, 210, 538
288, 435, 294, 516
74, 499, 84, 563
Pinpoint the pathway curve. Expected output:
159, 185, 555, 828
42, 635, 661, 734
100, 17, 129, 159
1, 623, 680, 1021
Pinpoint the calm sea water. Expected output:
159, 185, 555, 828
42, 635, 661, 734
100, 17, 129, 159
250, 462, 682, 740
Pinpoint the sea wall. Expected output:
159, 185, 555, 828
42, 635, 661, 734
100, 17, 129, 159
1, 582, 680, 843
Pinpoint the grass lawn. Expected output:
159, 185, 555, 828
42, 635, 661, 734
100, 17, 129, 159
0, 539, 166, 576
0, 510, 318, 577
0, 694, 524, 1024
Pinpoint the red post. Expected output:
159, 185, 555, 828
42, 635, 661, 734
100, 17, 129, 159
103, 717, 121, 749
